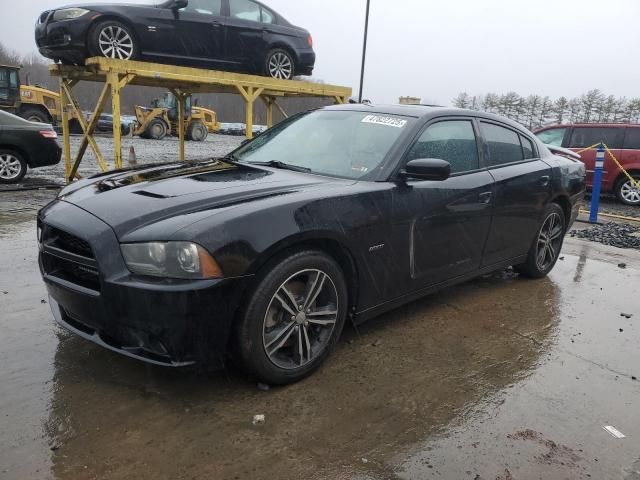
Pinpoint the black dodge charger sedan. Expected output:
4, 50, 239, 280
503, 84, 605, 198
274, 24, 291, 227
38, 105, 585, 384
35, 0, 315, 79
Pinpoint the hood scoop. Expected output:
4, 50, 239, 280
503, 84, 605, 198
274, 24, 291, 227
133, 190, 170, 199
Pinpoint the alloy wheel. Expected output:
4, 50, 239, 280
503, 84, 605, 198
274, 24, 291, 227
98, 26, 134, 60
0, 153, 23, 181
268, 52, 293, 80
536, 212, 563, 271
262, 269, 339, 369
620, 178, 640, 205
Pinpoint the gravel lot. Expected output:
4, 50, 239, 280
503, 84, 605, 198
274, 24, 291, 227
7, 133, 244, 187
3, 134, 639, 221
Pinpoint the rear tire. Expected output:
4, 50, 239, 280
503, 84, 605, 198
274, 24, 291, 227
0, 150, 28, 184
186, 121, 208, 142
145, 119, 167, 140
89, 20, 139, 61
515, 203, 565, 279
20, 108, 50, 124
264, 49, 295, 80
614, 174, 640, 206
235, 250, 348, 385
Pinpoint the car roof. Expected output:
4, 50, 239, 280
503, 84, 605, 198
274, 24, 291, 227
538, 123, 640, 129
322, 103, 533, 133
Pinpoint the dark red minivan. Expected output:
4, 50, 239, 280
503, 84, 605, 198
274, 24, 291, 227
535, 124, 640, 205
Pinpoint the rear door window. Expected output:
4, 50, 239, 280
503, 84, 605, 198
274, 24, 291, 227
520, 135, 536, 159
261, 7, 275, 24
535, 127, 566, 147
230, 0, 261, 22
480, 122, 524, 167
406, 120, 479, 174
623, 128, 640, 150
183, 0, 222, 15
569, 127, 624, 149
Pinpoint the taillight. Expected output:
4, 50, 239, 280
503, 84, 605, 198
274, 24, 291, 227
307, 34, 313, 48
40, 130, 57, 138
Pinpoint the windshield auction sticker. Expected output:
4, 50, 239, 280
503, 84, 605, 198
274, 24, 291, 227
361, 115, 408, 128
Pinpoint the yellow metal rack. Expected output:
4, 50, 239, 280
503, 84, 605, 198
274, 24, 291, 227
49, 57, 352, 182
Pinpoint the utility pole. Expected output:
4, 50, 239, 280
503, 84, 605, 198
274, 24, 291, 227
358, 0, 371, 103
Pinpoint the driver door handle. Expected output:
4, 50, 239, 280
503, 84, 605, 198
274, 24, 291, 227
479, 191, 492, 204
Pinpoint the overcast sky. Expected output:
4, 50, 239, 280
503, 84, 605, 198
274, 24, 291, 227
3, 0, 639, 104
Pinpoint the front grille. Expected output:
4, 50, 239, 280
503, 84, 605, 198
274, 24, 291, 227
41, 225, 100, 292
46, 226, 94, 259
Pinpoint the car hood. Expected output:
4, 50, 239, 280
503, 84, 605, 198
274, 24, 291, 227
58, 159, 344, 238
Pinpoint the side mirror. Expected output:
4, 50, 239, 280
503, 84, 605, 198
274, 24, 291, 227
168, 0, 188, 10
400, 158, 450, 181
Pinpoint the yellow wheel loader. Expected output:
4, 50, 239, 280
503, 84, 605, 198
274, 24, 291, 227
133, 92, 221, 142
0, 64, 62, 124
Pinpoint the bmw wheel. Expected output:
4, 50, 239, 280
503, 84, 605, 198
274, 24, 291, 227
615, 174, 640, 206
515, 203, 565, 279
0, 150, 28, 184
236, 250, 348, 385
90, 21, 138, 61
265, 49, 295, 80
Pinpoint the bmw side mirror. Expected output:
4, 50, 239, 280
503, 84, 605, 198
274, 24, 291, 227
168, 0, 188, 10
400, 158, 451, 181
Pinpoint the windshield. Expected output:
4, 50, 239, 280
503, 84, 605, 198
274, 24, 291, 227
233, 110, 414, 180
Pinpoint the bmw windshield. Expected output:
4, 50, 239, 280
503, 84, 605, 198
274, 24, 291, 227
233, 110, 415, 180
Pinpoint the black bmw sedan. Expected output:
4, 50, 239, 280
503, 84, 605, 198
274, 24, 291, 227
35, 0, 315, 80
38, 105, 585, 384
0, 111, 61, 184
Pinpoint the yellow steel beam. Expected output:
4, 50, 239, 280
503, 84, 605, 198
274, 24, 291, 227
58, 81, 72, 181
61, 81, 109, 175
108, 71, 124, 169
68, 82, 111, 181
238, 85, 264, 139
171, 88, 188, 161
50, 58, 352, 99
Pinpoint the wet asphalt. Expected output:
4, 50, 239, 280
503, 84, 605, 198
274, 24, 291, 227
1, 189, 640, 480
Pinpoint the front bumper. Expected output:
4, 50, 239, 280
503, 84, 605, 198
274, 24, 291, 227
39, 200, 249, 368
35, 15, 91, 63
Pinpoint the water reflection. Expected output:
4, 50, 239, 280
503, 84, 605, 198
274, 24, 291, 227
45, 270, 560, 479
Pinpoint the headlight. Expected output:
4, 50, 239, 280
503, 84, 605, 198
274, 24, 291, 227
52, 8, 90, 21
121, 242, 223, 279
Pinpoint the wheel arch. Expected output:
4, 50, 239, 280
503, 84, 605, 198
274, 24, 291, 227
248, 232, 360, 313
614, 169, 640, 188
18, 105, 53, 124
267, 42, 299, 65
550, 194, 571, 228
87, 15, 141, 55
0, 144, 29, 166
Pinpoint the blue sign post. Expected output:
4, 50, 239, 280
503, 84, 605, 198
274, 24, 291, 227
589, 144, 606, 224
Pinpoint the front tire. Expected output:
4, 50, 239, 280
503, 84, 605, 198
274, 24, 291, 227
0, 150, 28, 184
145, 119, 167, 140
515, 203, 565, 279
186, 121, 208, 142
264, 49, 295, 80
89, 20, 139, 61
615, 174, 640, 206
235, 250, 348, 385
